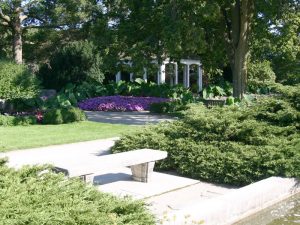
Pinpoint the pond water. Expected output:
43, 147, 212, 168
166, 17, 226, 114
236, 193, 300, 225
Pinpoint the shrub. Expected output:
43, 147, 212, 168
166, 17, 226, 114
271, 83, 300, 110
0, 61, 40, 100
247, 60, 276, 93
43, 109, 64, 124
61, 107, 86, 123
0, 160, 155, 225
149, 101, 189, 114
0, 115, 37, 126
0, 115, 14, 126
13, 115, 37, 126
38, 41, 104, 90
112, 98, 300, 186
43, 107, 86, 124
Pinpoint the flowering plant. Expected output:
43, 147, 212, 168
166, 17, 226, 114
35, 111, 44, 123
78, 96, 170, 112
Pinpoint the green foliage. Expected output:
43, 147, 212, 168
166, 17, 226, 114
202, 82, 233, 99
247, 60, 276, 93
0, 61, 40, 100
43, 107, 86, 125
0, 115, 15, 126
105, 80, 193, 99
251, 2, 300, 85
149, 101, 189, 114
271, 83, 300, 111
38, 41, 104, 90
251, 98, 300, 127
112, 97, 300, 186
0, 115, 37, 126
43, 109, 64, 125
0, 161, 155, 225
61, 107, 86, 123
46, 80, 196, 112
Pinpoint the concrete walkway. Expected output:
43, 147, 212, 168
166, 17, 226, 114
85, 111, 175, 125
0, 138, 235, 221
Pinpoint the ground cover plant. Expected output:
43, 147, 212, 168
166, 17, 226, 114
0, 121, 138, 152
112, 96, 300, 186
0, 158, 155, 225
78, 96, 170, 112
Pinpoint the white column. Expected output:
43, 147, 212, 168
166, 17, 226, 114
186, 64, 190, 88
160, 64, 166, 84
143, 68, 147, 82
174, 63, 178, 85
115, 71, 121, 82
183, 64, 187, 87
197, 65, 203, 92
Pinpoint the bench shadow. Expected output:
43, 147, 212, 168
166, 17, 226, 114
93, 172, 132, 185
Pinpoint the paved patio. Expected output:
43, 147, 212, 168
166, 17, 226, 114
85, 111, 176, 125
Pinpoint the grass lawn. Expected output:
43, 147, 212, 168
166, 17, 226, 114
0, 121, 140, 152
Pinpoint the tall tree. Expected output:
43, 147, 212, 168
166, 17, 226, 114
0, 0, 25, 64
0, 0, 99, 64
221, 0, 254, 98
250, 1, 300, 84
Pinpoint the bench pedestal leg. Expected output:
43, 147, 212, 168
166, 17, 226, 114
131, 162, 155, 182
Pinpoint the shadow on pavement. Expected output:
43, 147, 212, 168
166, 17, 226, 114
85, 111, 175, 125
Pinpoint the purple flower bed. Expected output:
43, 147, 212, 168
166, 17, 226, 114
78, 96, 170, 112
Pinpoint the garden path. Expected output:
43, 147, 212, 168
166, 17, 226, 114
85, 111, 176, 125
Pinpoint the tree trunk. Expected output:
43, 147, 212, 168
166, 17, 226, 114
12, 17, 22, 64
223, 0, 254, 99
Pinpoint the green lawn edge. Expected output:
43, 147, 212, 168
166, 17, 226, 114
0, 121, 140, 152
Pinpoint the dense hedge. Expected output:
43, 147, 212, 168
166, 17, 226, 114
0, 114, 37, 126
0, 107, 85, 126
43, 107, 86, 124
112, 97, 300, 186
0, 61, 40, 100
0, 159, 154, 225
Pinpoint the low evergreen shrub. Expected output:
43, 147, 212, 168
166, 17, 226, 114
43, 109, 64, 124
271, 83, 300, 110
112, 97, 300, 186
61, 107, 86, 123
12, 115, 37, 126
149, 101, 189, 114
0, 115, 37, 126
43, 107, 86, 124
0, 159, 154, 225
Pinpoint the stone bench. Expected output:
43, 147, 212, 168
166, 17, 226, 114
54, 149, 167, 183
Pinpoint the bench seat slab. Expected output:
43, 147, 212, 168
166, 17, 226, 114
53, 149, 167, 183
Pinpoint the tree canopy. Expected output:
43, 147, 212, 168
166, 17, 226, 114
0, 0, 299, 96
